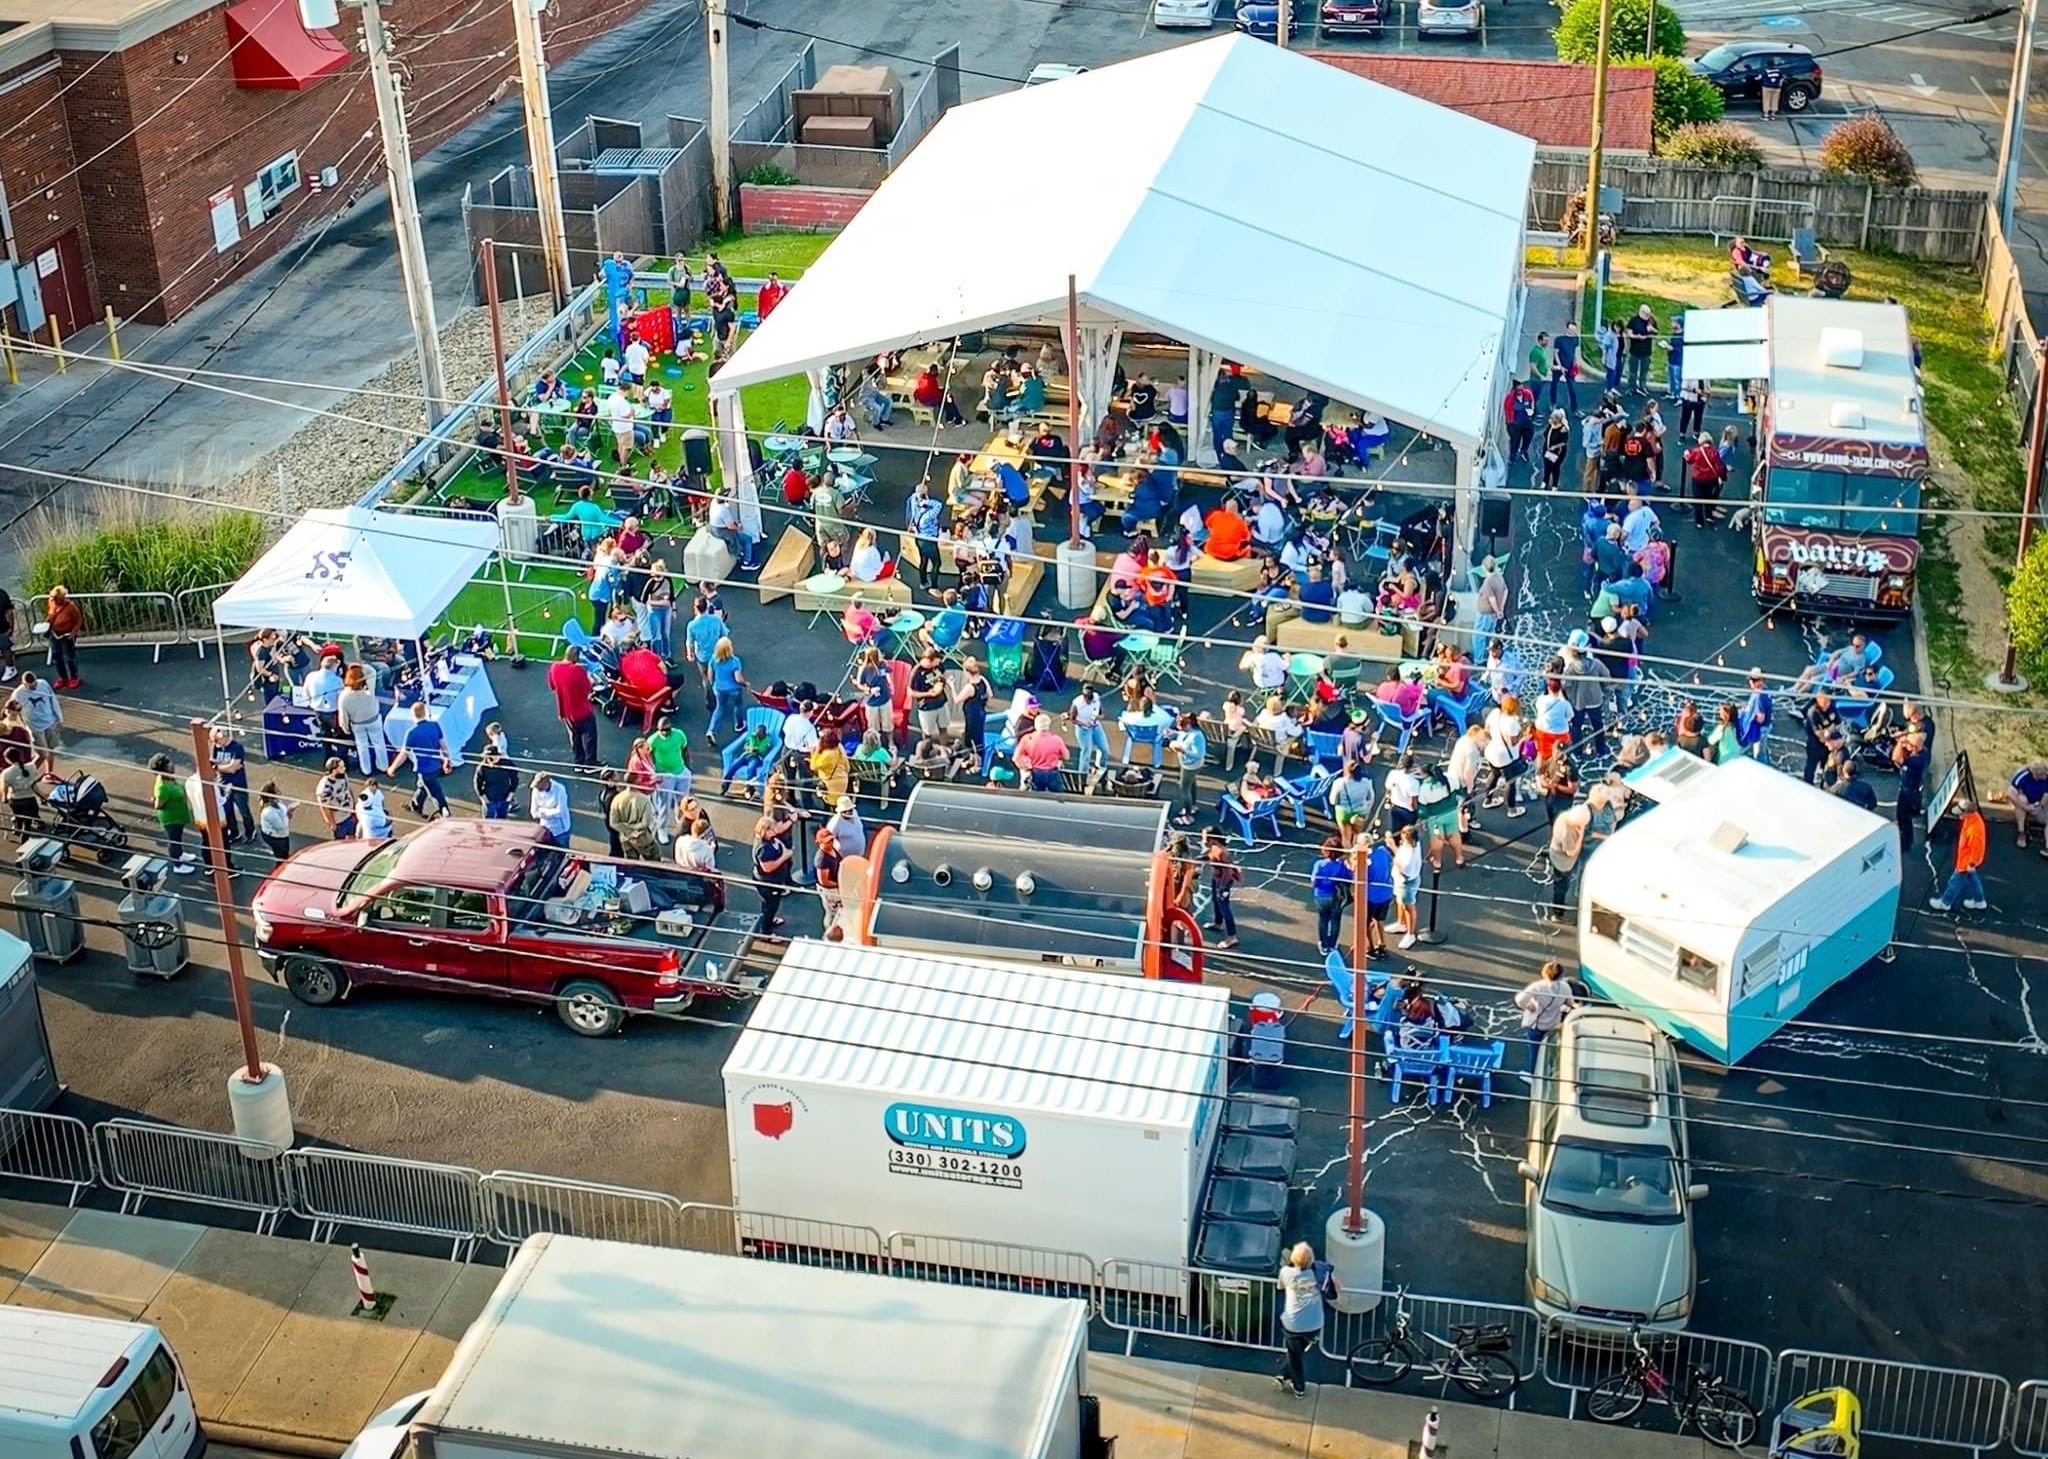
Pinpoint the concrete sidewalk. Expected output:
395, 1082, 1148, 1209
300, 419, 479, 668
0, 1197, 1708, 1458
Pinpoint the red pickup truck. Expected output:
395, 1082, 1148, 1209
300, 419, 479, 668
251, 820, 759, 1036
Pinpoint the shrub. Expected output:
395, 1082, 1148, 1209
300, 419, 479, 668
1554, 0, 1686, 61
1819, 115, 1917, 187
2010, 538, 2048, 679
1647, 58, 1724, 143
1660, 120, 1758, 167
22, 492, 265, 599
741, 162, 800, 188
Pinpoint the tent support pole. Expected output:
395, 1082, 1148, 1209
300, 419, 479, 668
216, 625, 233, 726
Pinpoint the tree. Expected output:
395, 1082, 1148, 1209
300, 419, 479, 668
1819, 115, 1918, 187
1553, 0, 1687, 62
1648, 58, 1725, 144
1660, 120, 1761, 167
2010, 537, 2048, 678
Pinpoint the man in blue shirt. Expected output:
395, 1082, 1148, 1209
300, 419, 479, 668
923, 591, 968, 655
390, 703, 451, 817
556, 484, 616, 546
208, 724, 255, 842
1736, 669, 1774, 760
1309, 839, 1353, 955
2012, 758, 2048, 851
685, 599, 726, 711
1297, 563, 1336, 625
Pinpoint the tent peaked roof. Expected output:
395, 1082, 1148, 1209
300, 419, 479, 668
711, 35, 1534, 448
210, 506, 498, 639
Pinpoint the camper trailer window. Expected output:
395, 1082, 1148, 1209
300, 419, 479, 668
1589, 904, 1624, 942
1620, 921, 1679, 975
1676, 947, 1719, 994
1739, 936, 1781, 1000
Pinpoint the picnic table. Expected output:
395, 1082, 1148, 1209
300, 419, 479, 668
971, 433, 1030, 476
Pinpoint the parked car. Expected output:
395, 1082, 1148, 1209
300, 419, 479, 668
1688, 41, 1823, 112
1416, 0, 1482, 38
1024, 62, 1090, 85
1234, 1, 1313, 40
252, 820, 758, 1037
1154, 0, 1224, 26
1319, 0, 1384, 34
1518, 1008, 1706, 1333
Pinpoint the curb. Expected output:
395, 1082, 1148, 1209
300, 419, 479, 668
203, 1419, 348, 1458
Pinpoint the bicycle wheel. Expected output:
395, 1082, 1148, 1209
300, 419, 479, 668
1347, 1337, 1415, 1387
1586, 1370, 1647, 1423
1691, 1387, 1760, 1451
1448, 1348, 1521, 1401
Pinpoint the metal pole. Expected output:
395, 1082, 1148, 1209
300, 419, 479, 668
708, 0, 733, 233
1580, 0, 1614, 269
1643, 0, 1656, 56
48, 313, 64, 374
2000, 338, 2048, 684
1277, 0, 1292, 47
104, 305, 121, 362
1997, 0, 2040, 237
1345, 839, 1369, 1232
510, 0, 572, 305
361, 0, 449, 430
1067, 274, 1083, 549
188, 719, 265, 1082
1419, 860, 1445, 944
483, 239, 519, 502
1, 326, 16, 386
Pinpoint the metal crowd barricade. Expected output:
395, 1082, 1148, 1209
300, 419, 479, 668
481, 1170, 690, 1249
0, 1108, 97, 1206
884, 1232, 1099, 1301
284, 1149, 487, 1260
174, 582, 244, 657
696, 1203, 888, 1273
2012, 1380, 2048, 1458
1773, 1349, 2012, 1455
28, 590, 182, 662
1095, 1259, 1288, 1357
1537, 1314, 1775, 1424
1321, 1288, 1548, 1406
93, 1119, 291, 1234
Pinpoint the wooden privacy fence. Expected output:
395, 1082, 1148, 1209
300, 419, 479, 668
1530, 153, 1988, 264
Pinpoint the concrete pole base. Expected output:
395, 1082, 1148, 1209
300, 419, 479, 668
1984, 669, 2030, 694
1056, 539, 1098, 611
227, 1062, 294, 1155
1324, 1205, 1386, 1314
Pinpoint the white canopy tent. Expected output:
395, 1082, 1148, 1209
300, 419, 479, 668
709, 34, 1534, 564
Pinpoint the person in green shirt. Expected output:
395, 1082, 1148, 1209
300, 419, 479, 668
148, 753, 199, 872
646, 715, 691, 842
1527, 332, 1553, 390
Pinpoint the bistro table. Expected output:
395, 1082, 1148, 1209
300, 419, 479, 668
1287, 652, 1326, 701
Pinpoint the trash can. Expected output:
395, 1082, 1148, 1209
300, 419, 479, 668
117, 891, 187, 978
1214, 1132, 1298, 1183
12, 873, 83, 964
1195, 1218, 1283, 1341
1204, 1175, 1290, 1225
1223, 1092, 1302, 1140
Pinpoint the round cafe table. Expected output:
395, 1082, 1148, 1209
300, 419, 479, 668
763, 433, 805, 457
1118, 632, 1161, 659
1287, 652, 1326, 700
828, 446, 867, 467
886, 609, 926, 656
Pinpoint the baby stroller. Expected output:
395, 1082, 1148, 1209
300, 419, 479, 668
46, 772, 130, 866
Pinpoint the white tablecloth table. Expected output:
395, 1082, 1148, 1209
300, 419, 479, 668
385, 656, 498, 769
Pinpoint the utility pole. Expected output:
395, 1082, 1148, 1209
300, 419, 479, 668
1066, 274, 1083, 549
510, 0, 573, 304
708, 0, 733, 233
1277, 0, 1293, 47
1581, 0, 1615, 270
1999, 339, 2048, 687
360, 0, 449, 430
1345, 839, 1369, 1230
1995, 0, 2040, 237
1644, 0, 1658, 57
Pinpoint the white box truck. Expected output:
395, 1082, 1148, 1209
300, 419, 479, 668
723, 938, 1234, 1294
0, 1304, 206, 1459
402, 1233, 1093, 1459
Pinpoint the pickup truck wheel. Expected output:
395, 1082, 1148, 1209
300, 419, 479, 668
558, 980, 626, 1037
283, 957, 347, 1006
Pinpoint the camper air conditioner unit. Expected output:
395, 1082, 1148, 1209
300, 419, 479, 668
1708, 823, 1751, 854
1819, 327, 1865, 369
1828, 403, 1864, 429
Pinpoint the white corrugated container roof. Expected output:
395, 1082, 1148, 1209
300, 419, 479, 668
425, 1236, 1088, 1459
725, 939, 1233, 1129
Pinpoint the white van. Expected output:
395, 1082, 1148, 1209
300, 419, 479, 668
0, 1305, 205, 1459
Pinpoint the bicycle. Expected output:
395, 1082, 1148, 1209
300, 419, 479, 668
1584, 1324, 1760, 1451
1345, 1288, 1521, 1401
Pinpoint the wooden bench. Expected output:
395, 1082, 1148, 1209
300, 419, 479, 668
1181, 469, 1228, 489
758, 526, 816, 605
1275, 614, 1404, 661
1191, 553, 1262, 591
1001, 557, 1045, 616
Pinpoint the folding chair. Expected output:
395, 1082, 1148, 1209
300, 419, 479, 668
1372, 698, 1432, 756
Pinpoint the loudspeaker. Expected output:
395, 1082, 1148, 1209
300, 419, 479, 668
680, 430, 713, 480
1478, 492, 1512, 540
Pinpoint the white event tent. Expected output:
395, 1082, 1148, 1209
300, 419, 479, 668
709, 34, 1535, 563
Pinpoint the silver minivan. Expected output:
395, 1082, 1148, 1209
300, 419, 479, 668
0, 1306, 205, 1459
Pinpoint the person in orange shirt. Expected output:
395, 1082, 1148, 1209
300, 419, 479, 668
1929, 800, 1988, 913
1205, 500, 1252, 561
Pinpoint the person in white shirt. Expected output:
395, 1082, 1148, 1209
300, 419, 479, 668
708, 494, 758, 569
1068, 687, 1109, 773
1621, 494, 1659, 555
302, 655, 345, 716
823, 405, 857, 446
1382, 753, 1422, 829
675, 823, 718, 872
1241, 637, 1286, 693
1482, 696, 1527, 818
623, 338, 652, 382
529, 774, 572, 843
1336, 584, 1372, 627
1514, 960, 1577, 1070
1253, 693, 1302, 747
825, 797, 868, 858
782, 706, 821, 757
605, 389, 639, 463
354, 781, 393, 840
1253, 499, 1287, 550
600, 352, 623, 387
1447, 722, 1487, 829
848, 528, 888, 584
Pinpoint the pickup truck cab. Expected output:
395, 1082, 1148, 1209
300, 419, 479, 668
252, 821, 758, 1037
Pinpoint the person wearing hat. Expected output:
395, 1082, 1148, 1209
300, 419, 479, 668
1928, 799, 1989, 913
1737, 669, 1774, 760
825, 796, 867, 858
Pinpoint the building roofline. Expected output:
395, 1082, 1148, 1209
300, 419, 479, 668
0, 0, 232, 57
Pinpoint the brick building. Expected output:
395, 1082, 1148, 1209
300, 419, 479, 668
0, 0, 641, 334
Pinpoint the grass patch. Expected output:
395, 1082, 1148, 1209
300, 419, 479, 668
658, 230, 837, 277
440, 564, 590, 659
23, 491, 265, 596
1582, 237, 2022, 684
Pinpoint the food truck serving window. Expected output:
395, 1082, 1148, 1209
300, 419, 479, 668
1764, 466, 1920, 534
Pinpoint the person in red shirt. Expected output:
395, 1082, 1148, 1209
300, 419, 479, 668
617, 644, 680, 700
1205, 501, 1251, 561
781, 462, 810, 507
1013, 715, 1068, 792
756, 271, 786, 319
547, 648, 599, 767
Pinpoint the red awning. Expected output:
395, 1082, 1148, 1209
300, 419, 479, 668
225, 0, 350, 91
